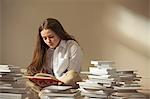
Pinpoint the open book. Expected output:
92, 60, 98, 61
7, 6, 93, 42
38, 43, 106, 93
25, 73, 62, 88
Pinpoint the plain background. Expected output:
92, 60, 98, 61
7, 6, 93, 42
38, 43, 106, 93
0, 0, 150, 88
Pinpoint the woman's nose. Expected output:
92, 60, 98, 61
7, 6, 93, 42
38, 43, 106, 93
47, 38, 51, 43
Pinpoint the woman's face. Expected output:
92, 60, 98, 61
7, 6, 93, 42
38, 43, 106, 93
41, 29, 61, 49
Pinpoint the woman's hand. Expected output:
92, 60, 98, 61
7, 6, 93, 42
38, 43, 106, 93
59, 70, 82, 88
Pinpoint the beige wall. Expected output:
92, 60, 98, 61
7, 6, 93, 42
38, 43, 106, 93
1, 0, 150, 87
145, 0, 150, 88
0, 0, 2, 63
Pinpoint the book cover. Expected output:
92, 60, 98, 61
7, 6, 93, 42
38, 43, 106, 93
25, 73, 62, 88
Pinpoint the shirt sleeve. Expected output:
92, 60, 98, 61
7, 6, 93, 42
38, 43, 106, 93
67, 41, 83, 73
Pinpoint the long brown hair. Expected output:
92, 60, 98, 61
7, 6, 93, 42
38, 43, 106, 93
27, 18, 76, 75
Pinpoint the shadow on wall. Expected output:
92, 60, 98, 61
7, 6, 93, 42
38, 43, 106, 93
96, 0, 149, 58
115, 0, 149, 18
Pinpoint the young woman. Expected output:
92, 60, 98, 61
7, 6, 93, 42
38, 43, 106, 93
27, 18, 83, 87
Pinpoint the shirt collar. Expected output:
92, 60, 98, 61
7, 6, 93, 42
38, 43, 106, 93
59, 40, 67, 49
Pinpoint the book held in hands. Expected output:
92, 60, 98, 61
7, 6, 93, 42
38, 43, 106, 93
24, 73, 62, 88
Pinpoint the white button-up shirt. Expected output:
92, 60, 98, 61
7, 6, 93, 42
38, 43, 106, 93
51, 40, 83, 79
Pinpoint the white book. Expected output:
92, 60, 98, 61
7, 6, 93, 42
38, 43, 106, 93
113, 86, 142, 90
0, 66, 9, 70
79, 87, 106, 95
81, 92, 108, 98
91, 60, 114, 65
39, 90, 80, 97
88, 74, 111, 79
0, 87, 27, 94
0, 93, 22, 99
44, 85, 72, 91
95, 64, 113, 69
89, 67, 116, 75
40, 95, 81, 99
0, 67, 9, 69
0, 65, 9, 68
89, 67, 107, 75
77, 81, 104, 90
123, 84, 141, 87
0, 69, 11, 73
112, 91, 146, 98
0, 86, 13, 89
86, 78, 114, 84
116, 69, 137, 74
85, 79, 113, 88
111, 95, 127, 99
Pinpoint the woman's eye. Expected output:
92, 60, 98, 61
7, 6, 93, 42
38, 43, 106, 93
43, 36, 54, 40
49, 36, 54, 38
43, 37, 47, 40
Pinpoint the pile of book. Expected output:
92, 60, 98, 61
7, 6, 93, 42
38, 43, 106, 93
0, 65, 27, 99
78, 60, 147, 99
111, 69, 146, 99
78, 60, 116, 98
39, 85, 81, 99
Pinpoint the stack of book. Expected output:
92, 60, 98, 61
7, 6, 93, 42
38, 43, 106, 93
0, 65, 27, 99
78, 60, 116, 98
111, 69, 146, 99
78, 60, 147, 99
39, 85, 81, 99
89, 60, 116, 87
